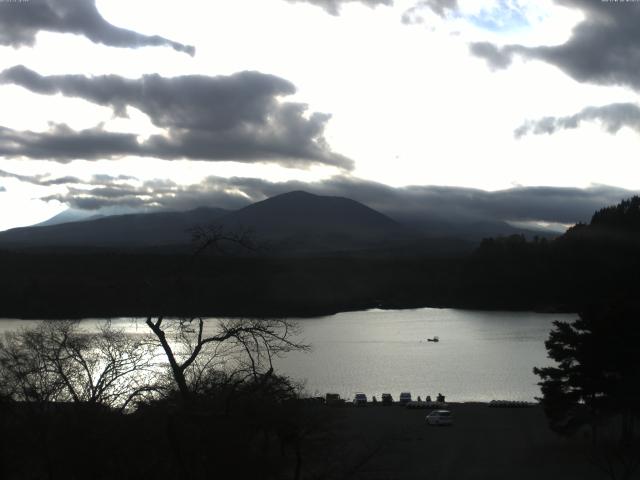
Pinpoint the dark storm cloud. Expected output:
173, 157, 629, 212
470, 1, 640, 91
41, 174, 636, 226
0, 124, 142, 162
0, 168, 81, 186
402, 0, 458, 24
90, 173, 138, 183
515, 103, 640, 138
58, 194, 150, 211
469, 42, 515, 69
41, 177, 251, 211
0, 169, 137, 191
0, 66, 352, 169
0, 0, 194, 55
286, 0, 392, 15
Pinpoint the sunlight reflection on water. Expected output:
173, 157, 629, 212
0, 308, 575, 402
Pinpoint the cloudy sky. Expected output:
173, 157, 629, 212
0, 0, 639, 231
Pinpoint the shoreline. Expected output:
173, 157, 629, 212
0, 303, 576, 321
313, 399, 540, 408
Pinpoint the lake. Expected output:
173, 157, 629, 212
0, 308, 575, 402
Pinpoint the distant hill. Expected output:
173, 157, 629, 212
591, 196, 640, 232
0, 207, 228, 248
555, 195, 640, 248
463, 195, 640, 311
215, 191, 416, 253
0, 190, 555, 254
0, 192, 416, 253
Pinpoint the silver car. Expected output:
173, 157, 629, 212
426, 410, 453, 426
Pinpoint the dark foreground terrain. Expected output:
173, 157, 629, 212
0, 400, 610, 480
329, 403, 601, 480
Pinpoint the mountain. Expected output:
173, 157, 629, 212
0, 191, 419, 253
215, 191, 415, 252
0, 190, 549, 254
0, 207, 228, 249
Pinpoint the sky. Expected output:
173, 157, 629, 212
0, 0, 639, 231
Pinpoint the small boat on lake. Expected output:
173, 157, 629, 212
427, 336, 439, 342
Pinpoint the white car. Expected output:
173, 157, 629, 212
426, 410, 453, 426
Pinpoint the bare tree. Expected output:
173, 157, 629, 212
145, 316, 308, 400
188, 224, 258, 258
0, 320, 161, 411
145, 223, 306, 400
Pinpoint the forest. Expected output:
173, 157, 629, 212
1, 197, 639, 318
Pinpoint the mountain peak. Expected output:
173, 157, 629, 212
276, 190, 316, 198
213, 190, 412, 253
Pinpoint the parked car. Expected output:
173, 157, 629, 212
426, 410, 453, 426
354, 392, 367, 406
399, 392, 412, 405
326, 393, 344, 406
381, 393, 393, 405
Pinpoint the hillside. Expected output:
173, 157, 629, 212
0, 191, 418, 254
215, 190, 416, 253
461, 196, 640, 311
0, 207, 228, 248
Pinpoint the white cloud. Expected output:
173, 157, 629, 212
0, 0, 639, 229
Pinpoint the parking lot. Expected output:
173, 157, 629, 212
321, 403, 604, 480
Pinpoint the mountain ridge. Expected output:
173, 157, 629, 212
0, 190, 556, 253
0, 207, 229, 248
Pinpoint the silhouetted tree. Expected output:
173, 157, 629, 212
138, 225, 316, 479
0, 320, 161, 411
144, 223, 308, 400
188, 223, 258, 257
535, 305, 640, 479
145, 316, 308, 400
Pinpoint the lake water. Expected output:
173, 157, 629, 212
0, 308, 575, 402
278, 308, 575, 402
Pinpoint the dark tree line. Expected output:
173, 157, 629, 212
463, 196, 640, 311
591, 197, 640, 233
